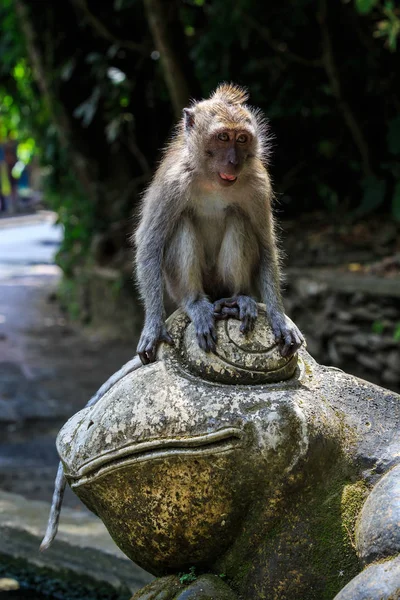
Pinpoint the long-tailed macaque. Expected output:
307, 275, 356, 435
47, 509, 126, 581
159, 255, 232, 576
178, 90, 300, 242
135, 83, 304, 365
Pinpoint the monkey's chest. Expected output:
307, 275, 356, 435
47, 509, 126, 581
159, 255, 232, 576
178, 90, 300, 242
194, 198, 228, 263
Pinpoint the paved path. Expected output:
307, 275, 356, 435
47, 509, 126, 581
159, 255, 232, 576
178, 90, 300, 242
0, 212, 134, 506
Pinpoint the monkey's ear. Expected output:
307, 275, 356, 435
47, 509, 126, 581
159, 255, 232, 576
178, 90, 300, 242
183, 108, 195, 131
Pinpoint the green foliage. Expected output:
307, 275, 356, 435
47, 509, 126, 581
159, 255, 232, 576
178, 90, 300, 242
393, 323, 400, 341
355, 0, 400, 50
178, 567, 197, 585
372, 320, 385, 334
356, 0, 379, 14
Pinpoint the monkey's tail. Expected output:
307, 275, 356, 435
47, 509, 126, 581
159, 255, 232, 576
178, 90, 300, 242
39, 355, 143, 551
40, 462, 66, 552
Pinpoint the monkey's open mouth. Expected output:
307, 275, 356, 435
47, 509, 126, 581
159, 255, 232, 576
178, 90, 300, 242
69, 428, 243, 486
219, 172, 237, 184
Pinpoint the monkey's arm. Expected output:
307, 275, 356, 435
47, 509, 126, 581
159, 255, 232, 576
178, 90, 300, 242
255, 189, 304, 357
135, 182, 181, 364
258, 244, 303, 357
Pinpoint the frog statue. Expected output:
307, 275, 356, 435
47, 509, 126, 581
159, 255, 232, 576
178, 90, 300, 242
54, 307, 400, 600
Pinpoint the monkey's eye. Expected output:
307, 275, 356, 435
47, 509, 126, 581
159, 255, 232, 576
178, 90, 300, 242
217, 132, 229, 142
236, 134, 248, 143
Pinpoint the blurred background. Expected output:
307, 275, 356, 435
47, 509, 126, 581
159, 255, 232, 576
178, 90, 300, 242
0, 0, 399, 554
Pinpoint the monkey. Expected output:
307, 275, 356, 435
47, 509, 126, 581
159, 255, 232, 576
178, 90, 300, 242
135, 83, 304, 365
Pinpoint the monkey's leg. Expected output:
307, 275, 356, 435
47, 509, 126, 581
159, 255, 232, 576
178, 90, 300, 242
259, 248, 304, 358
214, 296, 258, 333
215, 211, 259, 333
165, 217, 217, 353
186, 297, 217, 352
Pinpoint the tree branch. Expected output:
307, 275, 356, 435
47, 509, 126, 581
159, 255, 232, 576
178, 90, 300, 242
72, 0, 148, 55
244, 15, 323, 68
143, 0, 191, 118
15, 0, 97, 200
318, 0, 373, 177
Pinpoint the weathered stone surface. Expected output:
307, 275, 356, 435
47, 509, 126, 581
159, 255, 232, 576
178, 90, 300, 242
130, 575, 183, 599
181, 310, 298, 384
56, 306, 400, 600
173, 575, 238, 599
356, 464, 400, 564
284, 271, 400, 392
333, 555, 400, 600
130, 575, 237, 600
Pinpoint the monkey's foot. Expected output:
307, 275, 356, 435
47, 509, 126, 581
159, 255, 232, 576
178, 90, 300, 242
186, 298, 217, 353
137, 321, 174, 365
214, 295, 258, 334
270, 313, 304, 358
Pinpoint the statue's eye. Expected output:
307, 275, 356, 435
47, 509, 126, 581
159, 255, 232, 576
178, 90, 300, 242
217, 132, 229, 142
237, 134, 248, 143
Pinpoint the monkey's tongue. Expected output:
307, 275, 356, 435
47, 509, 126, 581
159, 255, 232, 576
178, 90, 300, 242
219, 173, 237, 181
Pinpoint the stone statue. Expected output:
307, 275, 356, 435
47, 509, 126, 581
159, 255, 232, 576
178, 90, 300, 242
55, 307, 400, 600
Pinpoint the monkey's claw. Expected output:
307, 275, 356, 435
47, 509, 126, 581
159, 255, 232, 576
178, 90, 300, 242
187, 299, 217, 354
270, 314, 304, 359
137, 322, 174, 365
214, 295, 258, 334
196, 322, 217, 353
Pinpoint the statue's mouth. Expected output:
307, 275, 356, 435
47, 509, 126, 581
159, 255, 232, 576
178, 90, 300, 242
69, 428, 243, 487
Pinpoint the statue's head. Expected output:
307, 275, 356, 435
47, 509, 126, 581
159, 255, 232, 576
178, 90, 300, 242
57, 308, 311, 574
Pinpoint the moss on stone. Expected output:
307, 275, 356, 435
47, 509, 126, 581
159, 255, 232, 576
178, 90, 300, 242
341, 481, 370, 548
216, 453, 369, 600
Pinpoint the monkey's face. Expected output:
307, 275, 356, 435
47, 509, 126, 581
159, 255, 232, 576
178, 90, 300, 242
205, 128, 254, 187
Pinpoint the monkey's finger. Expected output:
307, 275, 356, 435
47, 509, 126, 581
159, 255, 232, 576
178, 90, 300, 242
214, 311, 229, 320
281, 332, 302, 358
214, 297, 238, 312
240, 315, 256, 334
139, 351, 150, 365
197, 334, 208, 352
205, 332, 216, 353
144, 344, 157, 363
248, 315, 257, 332
222, 307, 240, 319
160, 331, 174, 345
240, 315, 250, 333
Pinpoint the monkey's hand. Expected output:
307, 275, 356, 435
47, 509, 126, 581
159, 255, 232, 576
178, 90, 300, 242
270, 312, 304, 358
186, 298, 217, 353
214, 295, 258, 333
137, 320, 174, 365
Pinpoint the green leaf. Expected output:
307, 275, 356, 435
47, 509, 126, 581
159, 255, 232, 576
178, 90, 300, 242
355, 0, 379, 14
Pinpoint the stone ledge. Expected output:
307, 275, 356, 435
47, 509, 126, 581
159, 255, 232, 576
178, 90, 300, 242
0, 490, 153, 594
287, 267, 400, 298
